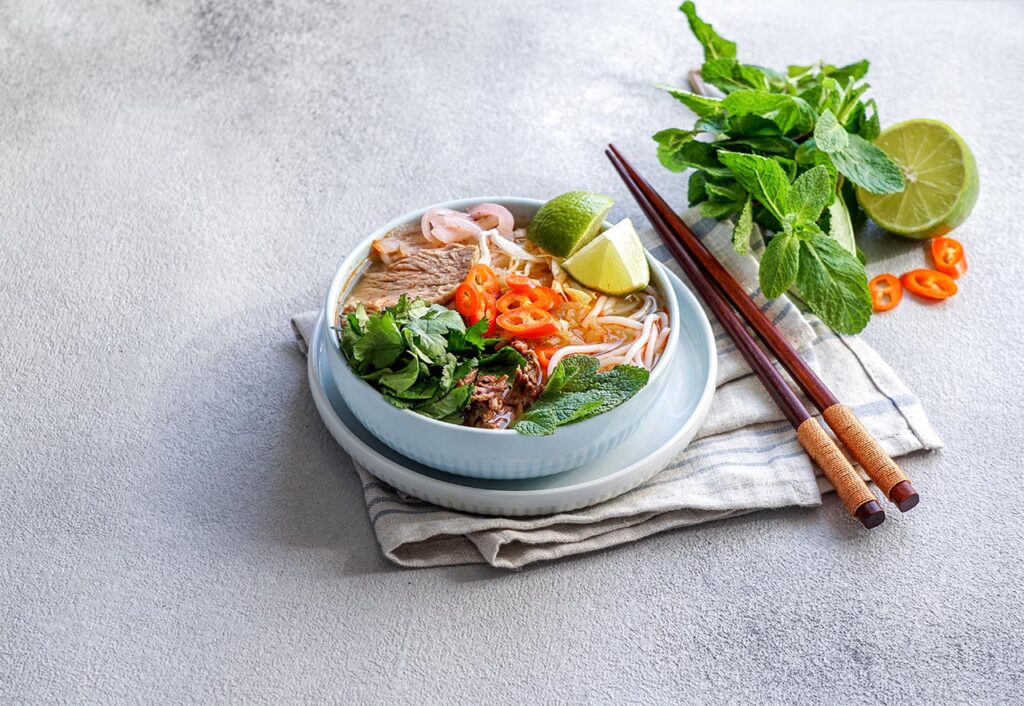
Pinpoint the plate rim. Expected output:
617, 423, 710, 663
307, 267, 717, 505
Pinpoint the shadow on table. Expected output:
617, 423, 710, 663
149, 311, 396, 578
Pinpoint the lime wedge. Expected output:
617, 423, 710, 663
528, 191, 614, 257
857, 119, 979, 239
562, 218, 650, 295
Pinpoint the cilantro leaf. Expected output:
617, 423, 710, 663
414, 384, 474, 419
377, 355, 420, 394
478, 346, 528, 378
759, 231, 801, 298
717, 151, 790, 221
351, 310, 404, 369
795, 232, 872, 334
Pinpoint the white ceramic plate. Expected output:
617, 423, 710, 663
307, 269, 717, 516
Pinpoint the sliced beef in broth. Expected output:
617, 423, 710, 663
345, 242, 478, 312
463, 342, 544, 429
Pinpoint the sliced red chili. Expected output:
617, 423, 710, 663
901, 269, 958, 300
496, 306, 558, 338
931, 237, 967, 279
467, 264, 500, 299
869, 273, 903, 313
496, 291, 534, 314
504, 273, 538, 292
454, 282, 487, 324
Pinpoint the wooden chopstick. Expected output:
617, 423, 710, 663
605, 148, 885, 529
605, 144, 919, 513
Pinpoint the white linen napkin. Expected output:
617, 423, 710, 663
291, 211, 942, 569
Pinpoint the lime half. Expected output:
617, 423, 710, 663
563, 218, 650, 295
528, 191, 614, 257
857, 119, 979, 239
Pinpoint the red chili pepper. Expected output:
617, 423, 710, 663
868, 273, 903, 313
901, 269, 958, 300
496, 306, 558, 338
496, 290, 534, 314
931, 237, 967, 279
466, 264, 500, 299
503, 273, 537, 291
454, 282, 487, 324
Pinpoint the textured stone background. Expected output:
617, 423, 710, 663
2, 0, 1022, 702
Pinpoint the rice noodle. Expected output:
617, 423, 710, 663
583, 295, 608, 324
622, 314, 657, 363
644, 324, 660, 369
546, 342, 618, 378
595, 316, 644, 330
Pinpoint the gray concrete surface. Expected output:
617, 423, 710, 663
2, 0, 1022, 702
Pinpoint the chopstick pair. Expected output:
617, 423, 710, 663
605, 145, 919, 529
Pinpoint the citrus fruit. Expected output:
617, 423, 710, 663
856, 119, 979, 239
562, 218, 650, 295
527, 191, 614, 257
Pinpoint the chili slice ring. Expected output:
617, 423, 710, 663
901, 269, 958, 300
497, 291, 534, 314
467, 264, 501, 299
868, 273, 903, 312
496, 306, 558, 338
931, 237, 968, 279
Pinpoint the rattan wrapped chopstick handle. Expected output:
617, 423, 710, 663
823, 403, 919, 511
797, 418, 882, 526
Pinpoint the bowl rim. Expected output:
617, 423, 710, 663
323, 195, 681, 437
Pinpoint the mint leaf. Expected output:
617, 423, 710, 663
701, 58, 770, 93
795, 232, 872, 334
831, 134, 905, 194
723, 90, 815, 134
825, 196, 857, 257
655, 85, 723, 118
688, 171, 709, 205
542, 354, 599, 397
814, 110, 904, 194
680, 1, 736, 61
513, 356, 649, 436
814, 109, 849, 152
732, 198, 753, 255
786, 165, 834, 224
654, 136, 731, 177
717, 151, 790, 221
760, 231, 800, 298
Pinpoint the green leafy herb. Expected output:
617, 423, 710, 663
338, 295, 493, 420
652, 2, 905, 333
512, 355, 650, 436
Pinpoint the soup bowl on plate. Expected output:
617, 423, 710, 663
323, 196, 681, 480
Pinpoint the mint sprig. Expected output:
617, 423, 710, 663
653, 2, 907, 334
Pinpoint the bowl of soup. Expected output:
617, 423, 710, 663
323, 196, 680, 479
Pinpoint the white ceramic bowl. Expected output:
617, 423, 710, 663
323, 197, 680, 479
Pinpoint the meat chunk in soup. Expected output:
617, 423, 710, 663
345, 242, 478, 312
463, 342, 544, 429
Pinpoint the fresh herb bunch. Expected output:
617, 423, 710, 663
654, 2, 907, 333
513, 355, 649, 436
336, 295, 526, 421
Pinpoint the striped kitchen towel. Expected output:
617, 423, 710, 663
291, 210, 942, 569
